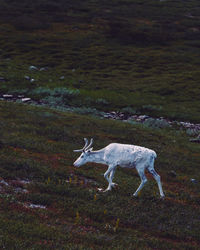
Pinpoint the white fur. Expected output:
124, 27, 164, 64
73, 139, 164, 198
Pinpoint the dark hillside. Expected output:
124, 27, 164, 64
0, 101, 200, 249
0, 2, 200, 248
0, 0, 199, 121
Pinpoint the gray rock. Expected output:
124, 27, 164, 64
103, 114, 111, 118
168, 170, 177, 178
39, 67, 48, 71
0, 180, 9, 186
24, 75, 30, 80
21, 98, 31, 102
29, 66, 38, 71
28, 204, 46, 209
138, 115, 149, 121
30, 78, 35, 83
190, 178, 198, 183
3, 94, 13, 98
0, 77, 6, 81
59, 76, 65, 80
14, 187, 28, 193
190, 138, 200, 143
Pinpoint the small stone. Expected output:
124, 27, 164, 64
29, 66, 38, 71
0, 77, 6, 81
138, 115, 149, 121
15, 187, 28, 193
190, 135, 200, 143
30, 79, 35, 83
190, 178, 197, 183
19, 180, 31, 185
39, 67, 48, 71
21, 98, 31, 102
24, 75, 30, 80
3, 94, 13, 98
27, 204, 46, 209
168, 170, 177, 178
103, 114, 111, 118
59, 76, 65, 80
0, 180, 9, 186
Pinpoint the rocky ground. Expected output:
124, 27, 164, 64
1, 92, 200, 141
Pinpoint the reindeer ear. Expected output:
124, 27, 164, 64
87, 147, 93, 153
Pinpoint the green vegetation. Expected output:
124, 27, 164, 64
0, 0, 200, 248
0, 101, 200, 249
0, 0, 199, 121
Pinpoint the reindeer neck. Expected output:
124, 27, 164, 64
89, 149, 105, 164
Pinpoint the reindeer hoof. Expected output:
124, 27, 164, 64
97, 187, 111, 192
160, 195, 165, 200
103, 188, 111, 192
111, 183, 118, 188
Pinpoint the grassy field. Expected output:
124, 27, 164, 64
0, 0, 200, 249
0, 0, 199, 122
0, 101, 200, 249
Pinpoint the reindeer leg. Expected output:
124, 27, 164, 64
133, 166, 147, 197
109, 167, 118, 188
103, 165, 116, 192
148, 167, 165, 198
147, 156, 165, 198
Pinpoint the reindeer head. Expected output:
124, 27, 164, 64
73, 138, 93, 167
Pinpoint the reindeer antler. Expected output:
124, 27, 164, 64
73, 138, 89, 152
85, 138, 93, 151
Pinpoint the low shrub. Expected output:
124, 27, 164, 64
41, 96, 64, 106
186, 128, 199, 137
71, 107, 105, 116
30, 87, 80, 99
95, 98, 109, 106
31, 87, 80, 106
142, 104, 163, 112
52, 87, 80, 99
121, 107, 137, 115
143, 118, 170, 129
30, 87, 52, 97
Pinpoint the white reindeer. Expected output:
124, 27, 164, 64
73, 138, 165, 198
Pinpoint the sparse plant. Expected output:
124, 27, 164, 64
30, 87, 52, 97
41, 96, 64, 106
75, 211, 80, 224
142, 105, 163, 112
143, 118, 170, 129
0, 0, 200, 248
121, 107, 137, 115
113, 218, 120, 232
52, 87, 80, 99
72, 107, 104, 116
186, 128, 199, 137
95, 98, 109, 106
